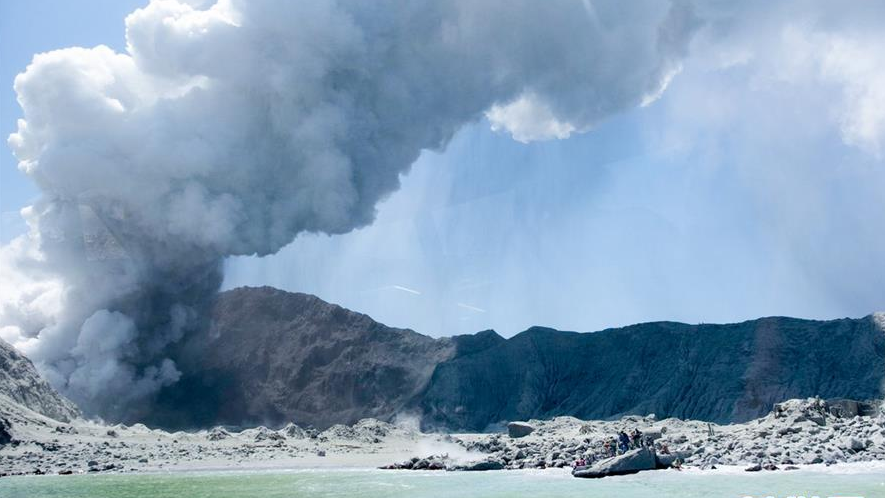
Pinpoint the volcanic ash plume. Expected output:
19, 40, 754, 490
0, 0, 698, 420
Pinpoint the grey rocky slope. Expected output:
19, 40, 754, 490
0, 339, 79, 423
150, 286, 462, 429
147, 287, 882, 431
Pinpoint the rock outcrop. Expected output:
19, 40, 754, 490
0, 339, 80, 423
507, 422, 535, 438
572, 448, 657, 478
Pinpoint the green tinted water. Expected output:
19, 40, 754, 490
0, 468, 881, 498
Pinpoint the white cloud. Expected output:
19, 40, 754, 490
0, 233, 64, 352
693, 4, 885, 158
816, 35, 885, 156
487, 94, 582, 143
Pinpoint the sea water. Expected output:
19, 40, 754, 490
0, 467, 882, 498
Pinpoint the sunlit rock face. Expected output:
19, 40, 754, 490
0, 338, 80, 423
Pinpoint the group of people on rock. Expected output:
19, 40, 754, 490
573, 428, 672, 469
602, 428, 654, 456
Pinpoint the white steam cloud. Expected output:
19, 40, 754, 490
1, 0, 697, 420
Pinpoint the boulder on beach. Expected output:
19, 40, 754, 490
207, 427, 231, 441
458, 459, 505, 471
282, 423, 307, 439
573, 448, 657, 478
248, 426, 285, 442
654, 451, 691, 469
643, 426, 667, 441
840, 437, 865, 452
319, 419, 401, 443
826, 398, 879, 418
507, 422, 535, 438
412, 457, 446, 470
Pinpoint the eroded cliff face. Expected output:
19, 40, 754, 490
148, 286, 460, 429
108, 286, 884, 431
0, 339, 80, 423
420, 315, 885, 431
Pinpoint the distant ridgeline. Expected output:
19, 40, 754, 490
144, 287, 883, 431
420, 315, 885, 431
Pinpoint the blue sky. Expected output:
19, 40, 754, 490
2, 1, 883, 339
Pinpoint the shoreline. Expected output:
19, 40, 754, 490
4, 460, 885, 479
2, 396, 883, 478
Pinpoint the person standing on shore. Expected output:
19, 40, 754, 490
631, 429, 643, 449
618, 431, 630, 454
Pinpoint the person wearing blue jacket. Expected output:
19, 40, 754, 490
617, 431, 630, 454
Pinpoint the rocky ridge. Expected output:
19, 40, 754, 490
0, 339, 80, 423
421, 313, 885, 430
151, 287, 884, 432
